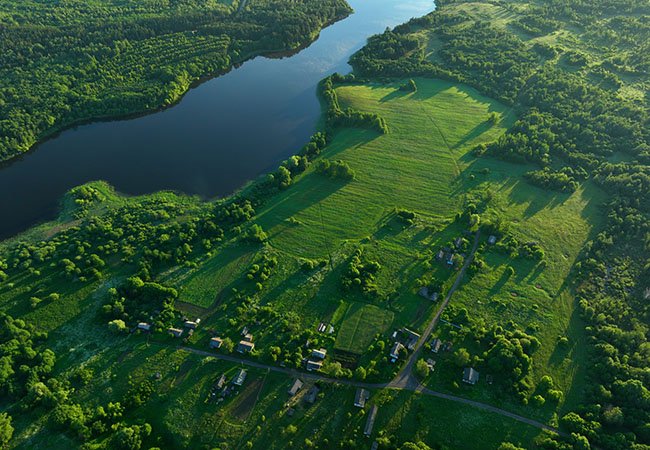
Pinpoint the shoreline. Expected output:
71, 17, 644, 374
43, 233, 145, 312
0, 10, 352, 170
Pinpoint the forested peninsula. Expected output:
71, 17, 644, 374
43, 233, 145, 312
0, 0, 352, 162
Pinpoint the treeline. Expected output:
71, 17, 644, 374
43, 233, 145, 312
525, 167, 588, 193
320, 74, 389, 134
0, 0, 352, 162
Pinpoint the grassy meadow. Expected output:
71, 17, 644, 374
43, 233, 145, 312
1, 76, 607, 449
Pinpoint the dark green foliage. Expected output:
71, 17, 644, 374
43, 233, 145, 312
246, 254, 278, 285
396, 209, 417, 225
525, 167, 588, 193
399, 79, 417, 92
243, 224, 268, 243
103, 277, 178, 330
341, 249, 381, 298
315, 159, 355, 180
0, 412, 13, 449
0, 313, 57, 404
0, 0, 352, 162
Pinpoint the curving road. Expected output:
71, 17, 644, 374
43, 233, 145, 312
173, 230, 566, 437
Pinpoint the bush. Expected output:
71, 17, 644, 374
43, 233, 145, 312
108, 319, 128, 334
415, 359, 430, 379
315, 159, 355, 180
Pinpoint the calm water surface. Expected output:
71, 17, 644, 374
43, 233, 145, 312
0, 0, 434, 240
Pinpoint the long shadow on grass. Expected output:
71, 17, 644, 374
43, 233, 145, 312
551, 307, 588, 414
489, 268, 512, 297
506, 179, 568, 218
453, 120, 495, 150
171, 244, 258, 312
379, 87, 412, 103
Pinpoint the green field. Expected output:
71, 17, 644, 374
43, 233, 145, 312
0, 75, 605, 449
257, 78, 513, 259
334, 302, 394, 354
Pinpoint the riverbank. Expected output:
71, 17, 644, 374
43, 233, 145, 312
1, 10, 353, 168
0, 0, 434, 241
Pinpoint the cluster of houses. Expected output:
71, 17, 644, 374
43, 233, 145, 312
167, 318, 201, 339
430, 336, 481, 385
208, 326, 257, 354
430, 337, 453, 354
237, 327, 255, 353
435, 236, 466, 267
354, 388, 378, 437
208, 368, 248, 402
286, 379, 320, 404
305, 347, 327, 371
389, 328, 421, 363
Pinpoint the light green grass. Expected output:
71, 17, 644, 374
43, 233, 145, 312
163, 245, 257, 308
257, 78, 513, 259
334, 302, 394, 354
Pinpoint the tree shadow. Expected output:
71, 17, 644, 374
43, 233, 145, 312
379, 88, 411, 103
453, 120, 494, 150
505, 179, 568, 219
488, 268, 512, 297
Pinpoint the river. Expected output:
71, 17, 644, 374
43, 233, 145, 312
0, 0, 434, 240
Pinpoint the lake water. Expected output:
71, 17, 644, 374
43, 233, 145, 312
0, 0, 434, 240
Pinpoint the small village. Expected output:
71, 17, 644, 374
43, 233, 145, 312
127, 231, 495, 445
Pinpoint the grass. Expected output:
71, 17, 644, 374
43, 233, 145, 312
256, 78, 513, 259
334, 302, 394, 354
162, 245, 258, 309
2, 75, 606, 449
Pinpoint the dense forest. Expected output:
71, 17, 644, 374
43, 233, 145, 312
350, 0, 650, 448
0, 0, 352, 162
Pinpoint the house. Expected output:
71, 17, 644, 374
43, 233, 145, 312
354, 388, 370, 408
209, 337, 223, 349
241, 326, 249, 336
436, 249, 445, 260
463, 367, 480, 385
403, 328, 421, 350
288, 379, 304, 396
488, 235, 497, 245
184, 320, 199, 330
311, 348, 327, 360
371, 442, 379, 450
426, 358, 436, 370
418, 286, 439, 301
389, 342, 404, 362
443, 341, 454, 352
306, 385, 320, 404
215, 374, 227, 390
364, 405, 378, 437
237, 340, 255, 353
137, 322, 151, 332
305, 360, 323, 372
242, 333, 253, 342
454, 237, 463, 248
233, 369, 247, 386
431, 338, 442, 353
168, 327, 183, 338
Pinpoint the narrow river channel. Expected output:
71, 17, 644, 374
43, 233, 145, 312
0, 0, 434, 240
